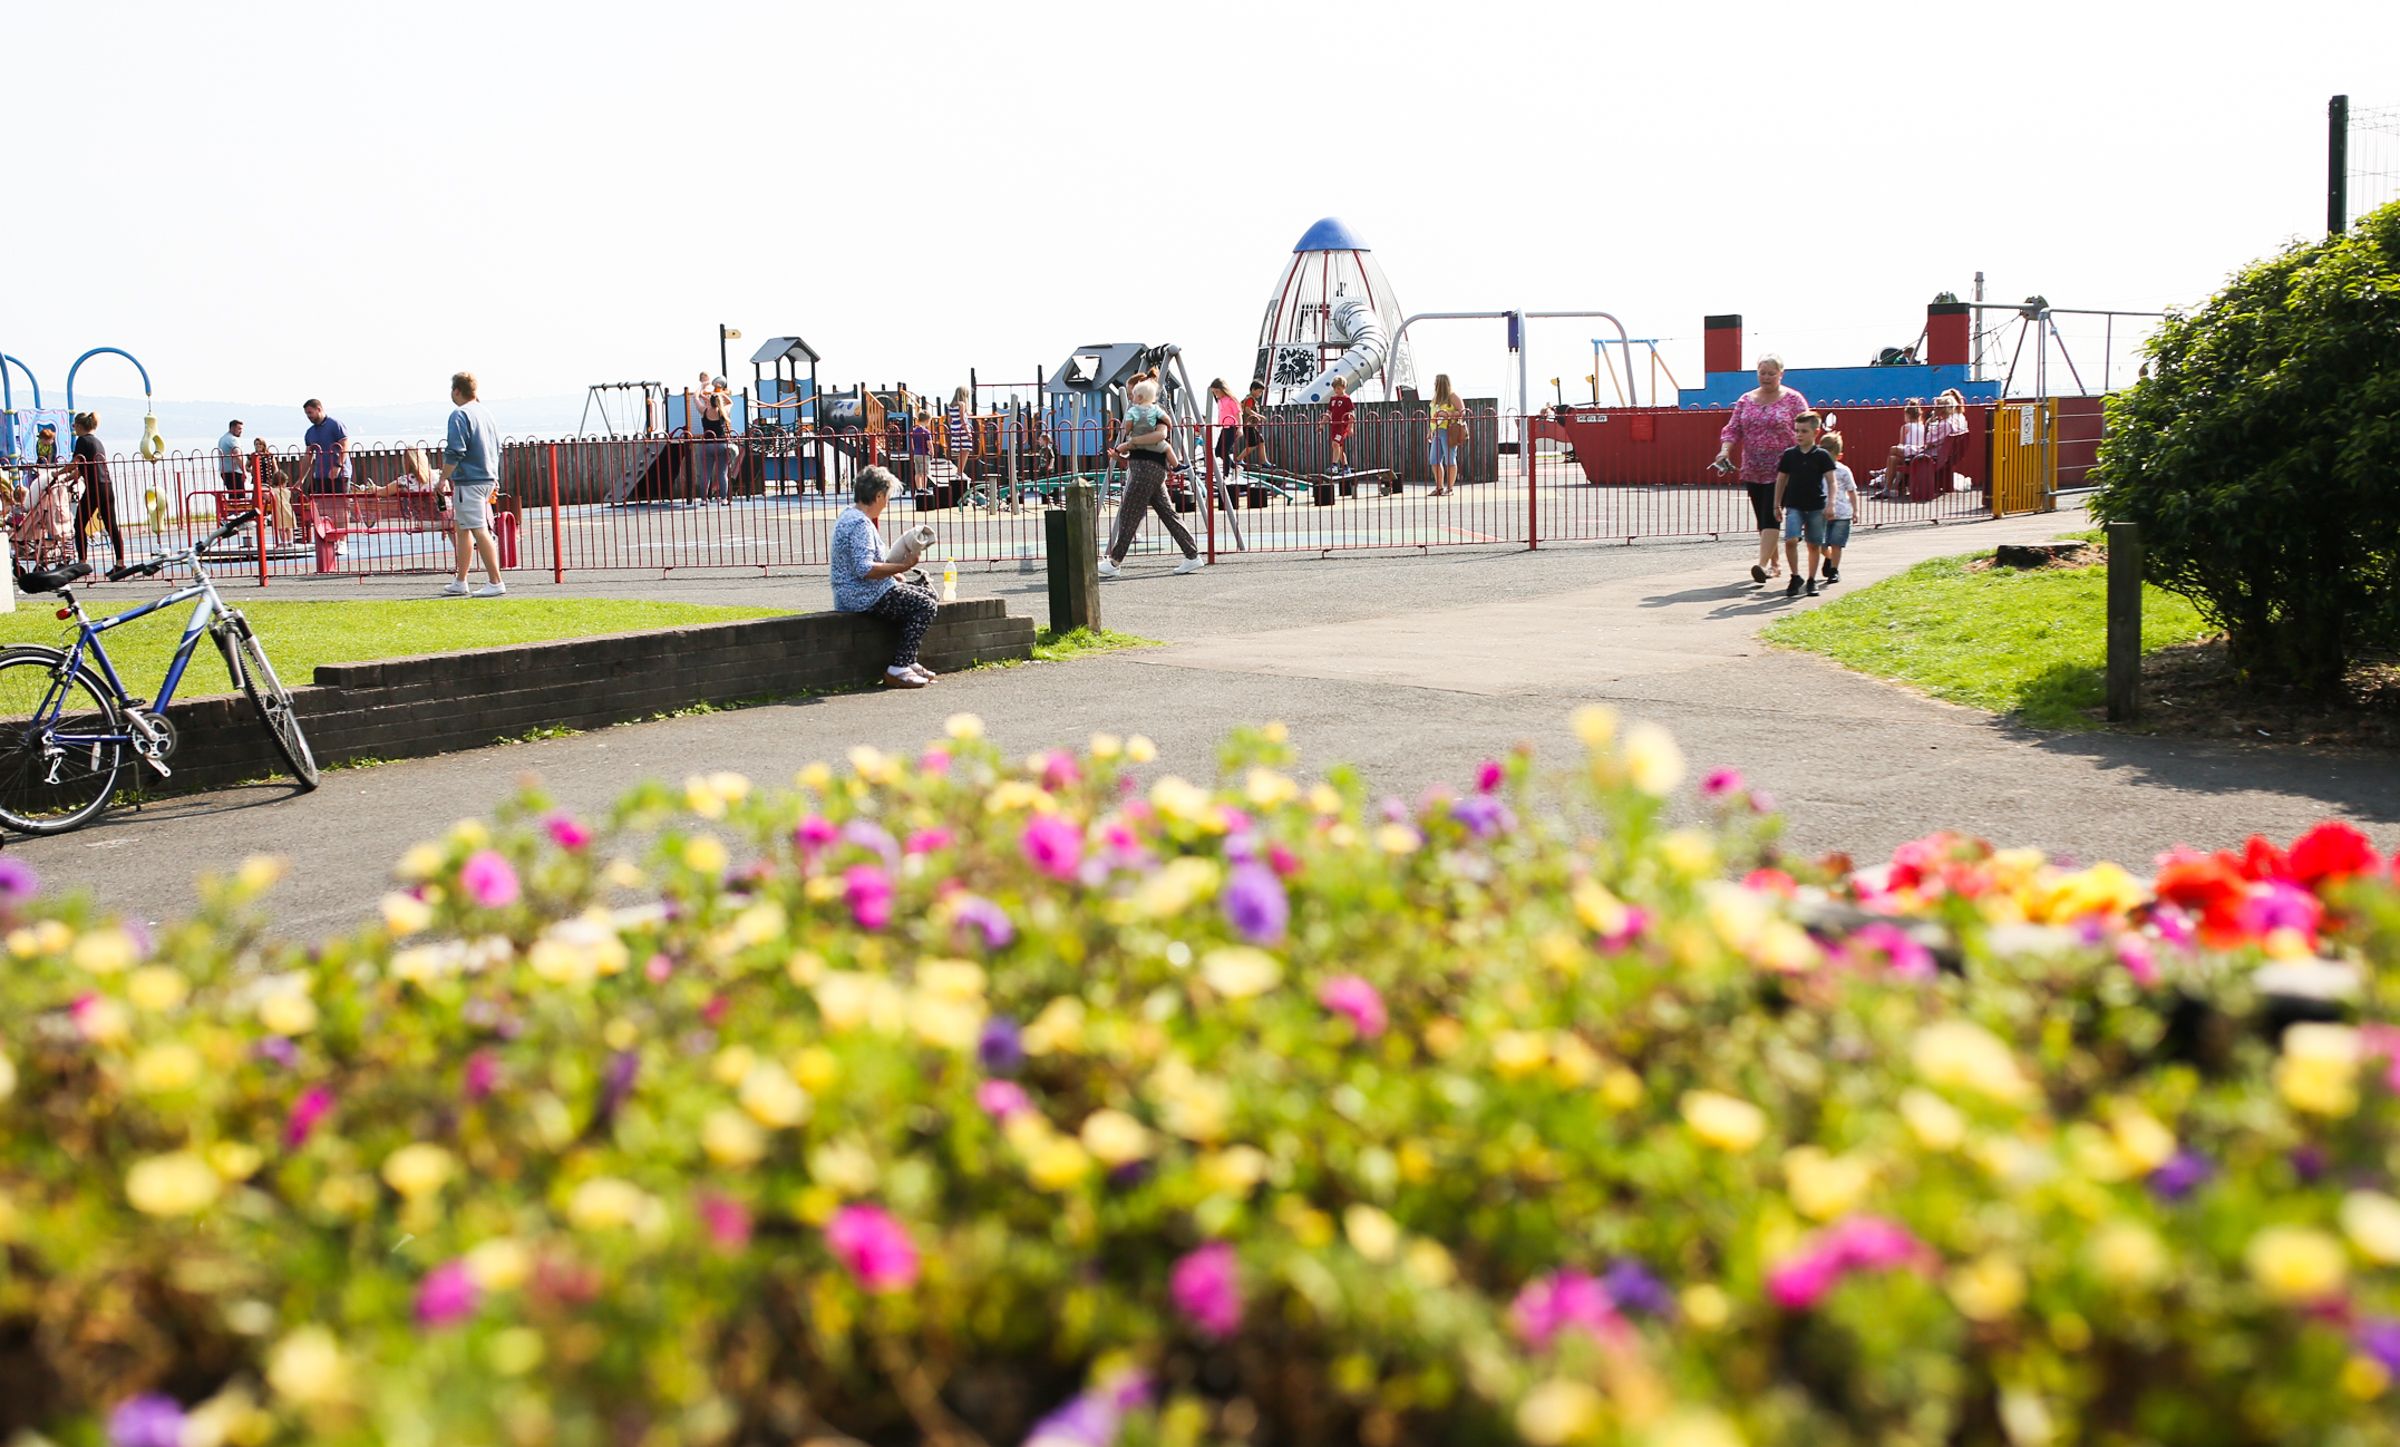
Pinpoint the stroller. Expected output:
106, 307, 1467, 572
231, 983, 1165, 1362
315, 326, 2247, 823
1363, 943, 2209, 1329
3, 467, 82, 574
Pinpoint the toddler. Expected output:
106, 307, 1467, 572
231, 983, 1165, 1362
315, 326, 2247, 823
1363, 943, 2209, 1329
1822, 431, 1859, 584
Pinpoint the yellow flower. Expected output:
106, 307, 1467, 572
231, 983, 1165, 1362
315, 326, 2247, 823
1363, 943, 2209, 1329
2039, 861, 2145, 922
1682, 1091, 1769, 1152
918, 959, 987, 998
911, 993, 985, 1052
1680, 1284, 1732, 1331
265, 1325, 350, 1406
1307, 783, 1345, 816
813, 972, 905, 1034
380, 891, 433, 936
846, 745, 896, 783
796, 761, 834, 792
1783, 1146, 1875, 1222
127, 1151, 223, 1216
790, 1046, 841, 1093
0, 1054, 14, 1102
1244, 769, 1299, 808
1946, 1253, 2027, 1322
396, 842, 446, 881
2342, 1192, 2400, 1264
257, 985, 318, 1037
1130, 856, 1221, 919
2107, 1104, 2177, 1175
1079, 1109, 1154, 1166
808, 1138, 880, 1196
1911, 1019, 2035, 1106
1660, 829, 1719, 880
702, 1109, 767, 1167
2344, 1357, 2392, 1402
210, 1141, 264, 1181
2088, 1222, 2168, 1289
2247, 1225, 2348, 1303
739, 1064, 812, 1129
1199, 947, 1282, 1000
566, 1176, 656, 1232
381, 1143, 458, 1200
1623, 722, 1686, 796
1023, 996, 1088, 1055
1517, 1379, 1604, 1447
939, 711, 985, 741
465, 1238, 533, 1291
448, 819, 491, 848
2277, 1023, 2362, 1118
1570, 704, 1619, 750
1572, 880, 1631, 936
1089, 731, 1123, 759
682, 835, 731, 876
125, 965, 190, 1012
1023, 1133, 1093, 1192
1151, 1060, 1232, 1142
1600, 1067, 1646, 1111
1373, 823, 1422, 854
1343, 1204, 1401, 1263
1899, 1088, 1967, 1151
1549, 1033, 1602, 1088
1198, 1145, 1270, 1196
71, 927, 138, 975
233, 854, 288, 896
129, 1043, 203, 1095
1125, 734, 1158, 763
77, 996, 132, 1045
1643, 1410, 1746, 1447
1491, 1030, 1549, 1079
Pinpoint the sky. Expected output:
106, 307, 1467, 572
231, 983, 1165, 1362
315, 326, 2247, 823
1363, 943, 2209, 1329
10, 0, 2398, 447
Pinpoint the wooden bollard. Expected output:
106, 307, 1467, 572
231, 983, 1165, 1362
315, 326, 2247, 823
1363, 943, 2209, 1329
2106, 521, 2142, 722
1046, 482, 1100, 635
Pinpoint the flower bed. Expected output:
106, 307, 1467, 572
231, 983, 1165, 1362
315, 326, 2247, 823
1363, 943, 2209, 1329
2, 714, 2397, 1445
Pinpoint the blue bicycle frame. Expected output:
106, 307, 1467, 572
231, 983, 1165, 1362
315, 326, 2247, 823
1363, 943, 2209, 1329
35, 574, 230, 755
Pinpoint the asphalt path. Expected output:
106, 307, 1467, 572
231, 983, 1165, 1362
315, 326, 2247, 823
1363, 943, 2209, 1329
16, 512, 2400, 938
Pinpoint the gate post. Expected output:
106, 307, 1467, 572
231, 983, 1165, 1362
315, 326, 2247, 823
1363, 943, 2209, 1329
1046, 481, 1100, 635
549, 442, 565, 583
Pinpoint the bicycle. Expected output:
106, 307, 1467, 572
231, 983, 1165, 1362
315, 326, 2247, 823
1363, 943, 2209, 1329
0, 509, 319, 835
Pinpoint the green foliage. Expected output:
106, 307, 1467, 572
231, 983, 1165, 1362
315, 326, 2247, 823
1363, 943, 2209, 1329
2091, 199, 2400, 690
0, 718, 2395, 1444
1763, 551, 2211, 727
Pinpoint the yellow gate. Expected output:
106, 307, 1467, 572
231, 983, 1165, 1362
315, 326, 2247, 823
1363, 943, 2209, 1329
1989, 400, 2054, 516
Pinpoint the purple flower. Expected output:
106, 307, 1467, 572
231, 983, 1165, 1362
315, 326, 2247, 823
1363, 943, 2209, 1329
1170, 1242, 1243, 1338
1222, 863, 1289, 945
0, 857, 39, 903
107, 1394, 184, 1447
594, 1049, 639, 1127
253, 1036, 299, 1069
283, 1085, 334, 1149
1601, 1258, 1676, 1319
459, 850, 520, 909
1026, 1371, 1155, 1447
826, 1203, 919, 1292
1450, 794, 1514, 840
414, 1260, 480, 1329
1020, 815, 1085, 880
544, 813, 591, 851
1317, 974, 1388, 1040
979, 1017, 1025, 1075
949, 893, 1016, 950
844, 865, 894, 931
2293, 1144, 2331, 1184
2358, 1318, 2400, 1375
841, 820, 900, 870
976, 1079, 1032, 1120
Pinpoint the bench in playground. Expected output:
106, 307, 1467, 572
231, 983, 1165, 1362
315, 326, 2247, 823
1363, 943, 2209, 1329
308, 493, 519, 572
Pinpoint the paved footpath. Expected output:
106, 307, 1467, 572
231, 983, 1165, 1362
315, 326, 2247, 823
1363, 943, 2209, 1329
17, 512, 2400, 937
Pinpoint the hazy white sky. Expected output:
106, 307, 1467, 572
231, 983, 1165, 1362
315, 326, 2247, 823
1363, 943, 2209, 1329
11, 0, 2396, 435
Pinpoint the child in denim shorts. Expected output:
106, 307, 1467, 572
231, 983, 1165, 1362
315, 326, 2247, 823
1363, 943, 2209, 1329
1821, 432, 1859, 583
1773, 411, 1834, 598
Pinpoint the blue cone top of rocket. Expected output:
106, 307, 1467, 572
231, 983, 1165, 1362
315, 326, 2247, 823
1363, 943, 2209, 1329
1292, 217, 1368, 253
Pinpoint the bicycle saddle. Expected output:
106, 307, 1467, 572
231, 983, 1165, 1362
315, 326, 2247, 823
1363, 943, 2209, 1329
15, 561, 92, 595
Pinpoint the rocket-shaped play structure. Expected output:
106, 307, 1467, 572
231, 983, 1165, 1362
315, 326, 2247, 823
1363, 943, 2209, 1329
1253, 217, 1413, 406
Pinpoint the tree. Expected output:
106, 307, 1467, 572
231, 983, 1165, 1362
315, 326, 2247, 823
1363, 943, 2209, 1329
2090, 200, 2400, 691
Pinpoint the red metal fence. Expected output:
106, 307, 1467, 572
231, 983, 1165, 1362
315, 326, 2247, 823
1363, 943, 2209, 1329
42, 403, 2009, 582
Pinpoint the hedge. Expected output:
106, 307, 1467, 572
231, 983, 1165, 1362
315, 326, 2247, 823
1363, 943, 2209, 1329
2, 713, 2398, 1445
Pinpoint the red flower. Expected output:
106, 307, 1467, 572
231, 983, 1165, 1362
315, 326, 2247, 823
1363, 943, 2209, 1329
2288, 822, 2378, 889
2153, 849, 2248, 946
2235, 835, 2291, 883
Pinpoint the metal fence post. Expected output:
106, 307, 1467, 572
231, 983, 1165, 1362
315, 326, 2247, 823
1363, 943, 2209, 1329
1200, 419, 1217, 564
2106, 520, 2142, 722
1525, 412, 1538, 550
2330, 94, 2350, 235
549, 442, 564, 583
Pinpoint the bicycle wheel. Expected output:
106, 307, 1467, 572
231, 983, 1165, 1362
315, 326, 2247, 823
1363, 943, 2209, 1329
221, 615, 320, 790
0, 649, 126, 835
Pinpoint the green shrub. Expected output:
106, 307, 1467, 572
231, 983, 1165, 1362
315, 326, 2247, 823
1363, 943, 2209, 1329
2091, 198, 2400, 690
1, 714, 2398, 1444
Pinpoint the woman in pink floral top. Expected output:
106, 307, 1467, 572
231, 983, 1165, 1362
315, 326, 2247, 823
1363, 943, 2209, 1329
1712, 356, 1810, 583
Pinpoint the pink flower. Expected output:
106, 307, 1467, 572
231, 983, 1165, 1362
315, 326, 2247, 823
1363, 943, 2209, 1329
459, 850, 520, 909
2237, 880, 2323, 941
283, 1085, 334, 1149
645, 953, 674, 984
543, 814, 591, 851
793, 815, 838, 855
917, 747, 954, 777
463, 1050, 500, 1101
1766, 1250, 1842, 1311
1040, 751, 1082, 792
1020, 816, 1084, 881
1510, 1270, 1628, 1351
844, 865, 894, 931
1475, 759, 1505, 794
1170, 1242, 1243, 1339
905, 828, 954, 856
976, 1079, 1032, 1120
2116, 934, 2160, 988
825, 1204, 919, 1293
1768, 1214, 1938, 1312
1702, 767, 1745, 798
698, 1190, 753, 1252
1849, 922, 1935, 981
1267, 843, 1301, 879
414, 1260, 479, 1329
1317, 975, 1388, 1040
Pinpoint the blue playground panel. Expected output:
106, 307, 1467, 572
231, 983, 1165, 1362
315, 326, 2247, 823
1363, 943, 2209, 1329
1678, 364, 1998, 408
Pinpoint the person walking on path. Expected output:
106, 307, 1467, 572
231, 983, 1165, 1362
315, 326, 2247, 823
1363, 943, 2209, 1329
438, 372, 508, 598
1239, 382, 1269, 473
695, 379, 737, 504
301, 399, 350, 495
1710, 356, 1809, 585
1822, 430, 1859, 584
1100, 375, 1204, 579
1772, 410, 1836, 598
1208, 379, 1242, 482
68, 412, 124, 569
830, 465, 939, 689
216, 419, 247, 498
1427, 373, 1465, 496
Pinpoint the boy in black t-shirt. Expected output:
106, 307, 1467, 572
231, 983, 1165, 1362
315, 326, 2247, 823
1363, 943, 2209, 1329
1773, 411, 1835, 597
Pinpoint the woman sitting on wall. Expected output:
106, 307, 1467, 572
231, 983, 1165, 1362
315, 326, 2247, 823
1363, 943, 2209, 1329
829, 465, 940, 689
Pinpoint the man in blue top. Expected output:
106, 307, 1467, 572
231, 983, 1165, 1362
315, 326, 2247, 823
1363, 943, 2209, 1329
216, 419, 246, 496
300, 399, 349, 494
438, 371, 508, 598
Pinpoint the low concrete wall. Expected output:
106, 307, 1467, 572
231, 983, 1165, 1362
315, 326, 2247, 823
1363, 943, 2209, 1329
156, 599, 1033, 794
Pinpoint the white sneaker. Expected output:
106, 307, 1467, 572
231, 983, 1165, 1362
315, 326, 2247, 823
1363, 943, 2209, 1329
440, 580, 470, 597
1096, 558, 1120, 578
1172, 556, 1206, 575
472, 582, 508, 598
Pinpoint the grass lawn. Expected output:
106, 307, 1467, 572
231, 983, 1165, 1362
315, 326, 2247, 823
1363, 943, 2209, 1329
0, 599, 784, 696
1761, 550, 2214, 728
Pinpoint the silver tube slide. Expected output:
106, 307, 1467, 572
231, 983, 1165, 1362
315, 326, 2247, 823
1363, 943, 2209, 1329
1292, 298, 1387, 404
